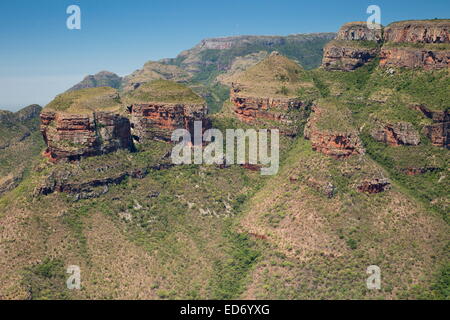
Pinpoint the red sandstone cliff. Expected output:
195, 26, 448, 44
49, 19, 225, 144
128, 103, 209, 143
41, 111, 132, 162
322, 22, 381, 71
304, 105, 365, 159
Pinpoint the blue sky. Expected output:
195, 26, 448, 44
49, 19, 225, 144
0, 0, 449, 111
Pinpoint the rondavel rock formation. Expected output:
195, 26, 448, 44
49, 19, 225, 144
124, 80, 209, 143
40, 81, 210, 162
304, 104, 365, 159
229, 52, 312, 135
40, 88, 133, 162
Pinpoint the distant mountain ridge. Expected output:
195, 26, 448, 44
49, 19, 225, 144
66, 32, 336, 112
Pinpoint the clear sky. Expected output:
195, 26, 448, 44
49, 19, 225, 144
0, 0, 449, 111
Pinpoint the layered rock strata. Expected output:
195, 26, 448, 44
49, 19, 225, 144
371, 122, 421, 146
322, 22, 381, 71
413, 105, 449, 148
41, 111, 132, 162
128, 103, 209, 143
381, 20, 450, 70
304, 105, 365, 159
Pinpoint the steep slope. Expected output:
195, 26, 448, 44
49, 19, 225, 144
229, 52, 316, 135
41, 87, 133, 162
124, 80, 209, 143
0, 105, 44, 196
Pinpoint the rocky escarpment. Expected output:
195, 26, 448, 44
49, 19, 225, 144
412, 105, 449, 148
371, 122, 421, 146
129, 103, 209, 143
40, 88, 133, 162
380, 20, 450, 70
324, 20, 450, 71
230, 85, 305, 124
125, 80, 209, 143
304, 104, 365, 159
229, 52, 313, 134
383, 20, 450, 44
322, 22, 381, 71
379, 47, 450, 70
41, 111, 133, 162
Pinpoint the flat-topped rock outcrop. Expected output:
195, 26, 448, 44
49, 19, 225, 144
40, 87, 132, 162
304, 101, 365, 158
322, 22, 381, 71
229, 52, 313, 133
125, 80, 209, 143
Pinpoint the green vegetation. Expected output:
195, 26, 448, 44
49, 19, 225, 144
22, 258, 69, 300
45, 87, 122, 113
211, 227, 260, 299
124, 79, 205, 104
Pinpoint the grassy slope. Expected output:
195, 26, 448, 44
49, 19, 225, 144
0, 55, 448, 300
45, 87, 122, 114
124, 80, 204, 105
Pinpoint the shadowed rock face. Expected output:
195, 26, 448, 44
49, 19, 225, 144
371, 122, 421, 146
412, 105, 450, 148
41, 111, 132, 162
322, 22, 381, 71
322, 44, 379, 71
357, 178, 391, 194
128, 103, 209, 143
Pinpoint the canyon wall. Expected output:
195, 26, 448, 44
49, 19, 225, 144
323, 20, 450, 71
322, 22, 381, 71
304, 105, 365, 159
230, 85, 304, 124
128, 103, 209, 143
41, 111, 132, 162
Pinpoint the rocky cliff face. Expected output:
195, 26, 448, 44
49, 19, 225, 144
412, 105, 449, 148
379, 47, 450, 70
304, 105, 365, 159
336, 22, 383, 42
230, 85, 304, 124
322, 43, 379, 71
383, 20, 450, 43
124, 80, 209, 143
41, 111, 132, 162
380, 20, 450, 70
371, 122, 421, 146
40, 88, 133, 162
324, 20, 450, 71
128, 103, 209, 143
322, 22, 381, 71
